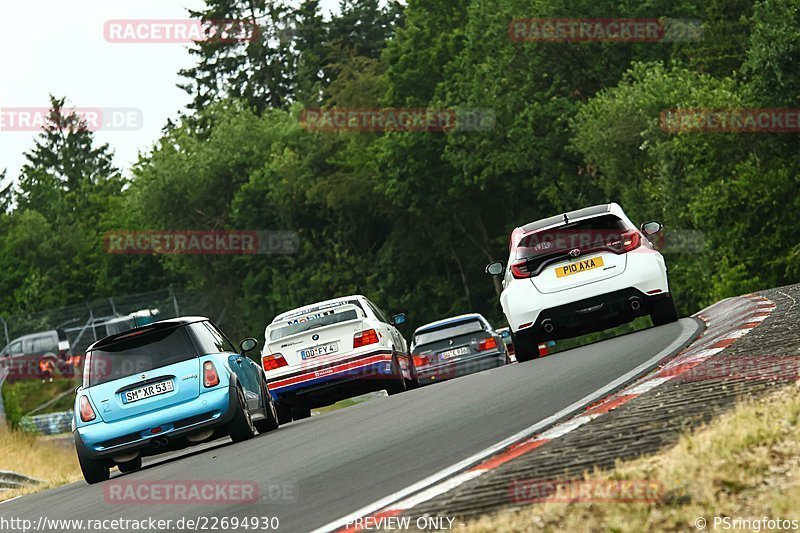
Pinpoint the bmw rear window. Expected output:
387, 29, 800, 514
414, 320, 485, 347
270, 308, 360, 341
85, 325, 196, 387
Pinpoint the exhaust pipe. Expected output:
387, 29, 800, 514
629, 297, 642, 311
542, 320, 554, 334
151, 437, 169, 449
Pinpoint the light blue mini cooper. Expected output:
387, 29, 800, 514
73, 317, 279, 483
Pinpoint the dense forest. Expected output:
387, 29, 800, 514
1, 0, 799, 339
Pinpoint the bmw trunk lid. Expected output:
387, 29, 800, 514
265, 303, 366, 367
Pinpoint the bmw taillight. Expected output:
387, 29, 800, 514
79, 395, 95, 422
262, 353, 288, 372
203, 361, 220, 388
478, 337, 498, 351
353, 329, 379, 348
413, 355, 429, 367
510, 261, 533, 279
609, 230, 641, 254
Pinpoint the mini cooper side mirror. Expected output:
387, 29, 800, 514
640, 221, 662, 236
485, 262, 504, 276
239, 338, 258, 354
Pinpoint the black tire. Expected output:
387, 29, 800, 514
290, 405, 311, 420
512, 331, 541, 362
275, 402, 293, 424
77, 450, 110, 484
385, 354, 407, 396
227, 385, 256, 443
650, 296, 679, 326
117, 456, 142, 474
254, 378, 280, 434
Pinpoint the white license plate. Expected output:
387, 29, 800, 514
438, 346, 470, 360
124, 379, 174, 403
299, 341, 339, 360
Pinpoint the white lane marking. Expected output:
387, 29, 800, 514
623, 376, 671, 395
538, 414, 600, 440
310, 318, 701, 533
390, 470, 485, 511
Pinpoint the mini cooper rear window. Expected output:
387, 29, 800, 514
85, 325, 195, 387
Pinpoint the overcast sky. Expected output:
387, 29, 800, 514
0, 0, 342, 186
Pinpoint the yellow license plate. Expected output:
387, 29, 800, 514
556, 256, 604, 278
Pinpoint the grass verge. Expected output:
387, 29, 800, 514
465, 382, 800, 532
0, 429, 81, 501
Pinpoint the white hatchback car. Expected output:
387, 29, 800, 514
261, 295, 411, 421
486, 203, 678, 361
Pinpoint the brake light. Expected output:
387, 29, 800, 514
353, 329, 379, 348
79, 395, 95, 422
262, 353, 288, 371
413, 355, 429, 367
511, 261, 533, 279
203, 361, 220, 387
478, 337, 498, 351
610, 230, 641, 254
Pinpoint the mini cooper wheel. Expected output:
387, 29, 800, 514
227, 385, 256, 443
77, 450, 110, 484
117, 455, 142, 474
254, 378, 280, 434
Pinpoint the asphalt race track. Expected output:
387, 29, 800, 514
0, 319, 701, 532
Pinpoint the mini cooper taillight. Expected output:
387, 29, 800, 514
79, 395, 96, 422
262, 353, 288, 371
203, 361, 220, 387
353, 329, 379, 348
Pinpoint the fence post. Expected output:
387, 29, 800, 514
0, 366, 8, 427
0, 315, 9, 350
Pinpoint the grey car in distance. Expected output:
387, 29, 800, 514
409, 314, 509, 386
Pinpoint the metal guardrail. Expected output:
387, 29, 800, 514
0, 470, 43, 491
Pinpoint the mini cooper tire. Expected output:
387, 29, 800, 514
254, 377, 280, 434
117, 456, 142, 474
78, 450, 110, 484
228, 385, 256, 443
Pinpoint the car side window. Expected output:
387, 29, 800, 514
190, 322, 235, 354
366, 300, 390, 324
9, 341, 22, 356
32, 336, 57, 354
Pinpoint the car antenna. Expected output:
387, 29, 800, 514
563, 213, 569, 224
